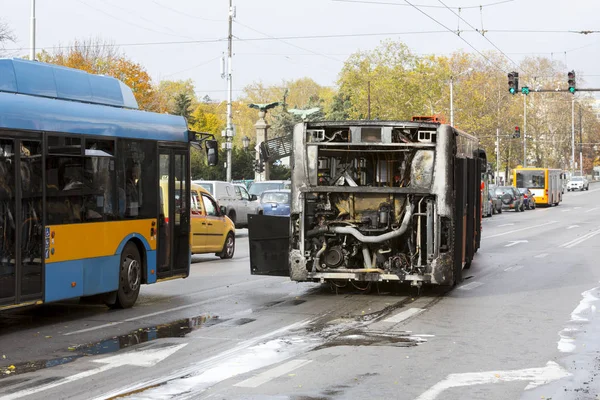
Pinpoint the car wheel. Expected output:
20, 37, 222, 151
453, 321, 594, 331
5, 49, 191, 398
108, 242, 141, 309
219, 233, 235, 259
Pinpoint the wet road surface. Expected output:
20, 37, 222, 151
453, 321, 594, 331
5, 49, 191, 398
2, 186, 600, 399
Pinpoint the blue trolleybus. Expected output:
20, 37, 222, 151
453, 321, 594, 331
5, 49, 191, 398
0, 59, 217, 310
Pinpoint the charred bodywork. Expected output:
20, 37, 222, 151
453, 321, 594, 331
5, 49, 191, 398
249, 121, 486, 286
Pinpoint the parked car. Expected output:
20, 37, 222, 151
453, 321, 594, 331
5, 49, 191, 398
248, 180, 291, 198
488, 189, 502, 214
233, 183, 261, 214
483, 191, 493, 218
160, 182, 235, 259
567, 176, 589, 191
259, 189, 291, 217
518, 188, 536, 210
193, 180, 255, 228
494, 186, 525, 212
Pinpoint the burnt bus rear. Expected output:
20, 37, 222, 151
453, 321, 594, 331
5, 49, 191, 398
249, 121, 486, 286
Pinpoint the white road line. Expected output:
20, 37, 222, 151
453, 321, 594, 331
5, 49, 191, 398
586, 207, 599, 213
458, 281, 484, 291
484, 221, 558, 239
383, 308, 425, 324
505, 240, 528, 247
561, 209, 572, 212
560, 228, 600, 249
498, 223, 515, 227
574, 207, 582, 210
504, 265, 524, 272
415, 361, 571, 400
64, 294, 232, 336
234, 359, 313, 388
534, 253, 549, 258
567, 225, 580, 230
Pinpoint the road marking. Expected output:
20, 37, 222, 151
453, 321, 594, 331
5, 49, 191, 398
560, 228, 600, 249
64, 294, 233, 336
574, 207, 582, 210
89, 320, 313, 400
383, 308, 425, 324
415, 361, 571, 400
567, 225, 580, 230
458, 281, 484, 291
234, 359, 313, 388
505, 265, 524, 272
561, 209, 571, 212
586, 207, 599, 213
505, 240, 528, 247
484, 221, 558, 239
534, 253, 549, 258
498, 223, 515, 227
1, 344, 187, 400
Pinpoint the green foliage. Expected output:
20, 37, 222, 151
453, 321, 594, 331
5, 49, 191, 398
173, 93, 193, 123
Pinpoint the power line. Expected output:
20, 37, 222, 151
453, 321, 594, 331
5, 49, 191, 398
150, 0, 224, 22
75, 0, 194, 40
102, 0, 195, 39
162, 56, 222, 78
234, 20, 342, 63
332, 0, 515, 9
7, 29, 597, 53
437, 0, 520, 70
401, 0, 507, 72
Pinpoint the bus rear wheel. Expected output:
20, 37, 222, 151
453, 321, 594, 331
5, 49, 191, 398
109, 242, 142, 309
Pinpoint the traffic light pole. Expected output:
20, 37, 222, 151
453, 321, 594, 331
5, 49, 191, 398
523, 94, 527, 167
571, 98, 575, 175
496, 127, 500, 184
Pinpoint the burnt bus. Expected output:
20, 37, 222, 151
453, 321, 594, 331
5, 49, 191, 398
248, 120, 486, 287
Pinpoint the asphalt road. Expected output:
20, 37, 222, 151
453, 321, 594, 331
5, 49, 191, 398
2, 185, 600, 400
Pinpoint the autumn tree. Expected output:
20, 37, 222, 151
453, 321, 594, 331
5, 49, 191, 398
38, 38, 157, 111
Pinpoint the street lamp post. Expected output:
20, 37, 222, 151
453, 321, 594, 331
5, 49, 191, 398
242, 135, 250, 151
449, 68, 473, 127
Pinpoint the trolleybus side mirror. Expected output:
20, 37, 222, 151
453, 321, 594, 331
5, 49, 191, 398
205, 140, 218, 166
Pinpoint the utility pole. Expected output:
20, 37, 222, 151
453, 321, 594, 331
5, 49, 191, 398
450, 76, 454, 126
579, 105, 583, 176
523, 94, 527, 167
367, 81, 371, 120
496, 127, 500, 184
224, 0, 234, 182
571, 98, 575, 175
30, 0, 36, 61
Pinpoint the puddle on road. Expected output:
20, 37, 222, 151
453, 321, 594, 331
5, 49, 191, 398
0, 313, 231, 380
313, 329, 425, 350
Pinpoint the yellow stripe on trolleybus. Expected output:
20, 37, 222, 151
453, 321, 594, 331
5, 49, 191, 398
46, 219, 157, 263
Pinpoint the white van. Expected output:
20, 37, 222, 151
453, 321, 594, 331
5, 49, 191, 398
193, 180, 258, 228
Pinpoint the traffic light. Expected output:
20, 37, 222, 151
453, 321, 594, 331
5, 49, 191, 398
568, 70, 576, 94
253, 159, 265, 173
521, 86, 530, 95
513, 126, 521, 139
508, 71, 519, 95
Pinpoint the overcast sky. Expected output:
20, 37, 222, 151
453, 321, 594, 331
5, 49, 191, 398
1, 0, 599, 101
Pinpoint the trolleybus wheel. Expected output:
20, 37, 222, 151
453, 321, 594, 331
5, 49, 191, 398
110, 242, 142, 309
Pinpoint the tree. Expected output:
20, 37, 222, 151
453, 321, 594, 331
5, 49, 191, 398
173, 93, 193, 122
38, 38, 157, 111
0, 20, 15, 56
155, 79, 197, 114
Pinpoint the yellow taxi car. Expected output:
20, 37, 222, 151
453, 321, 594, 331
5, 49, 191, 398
160, 181, 235, 259
190, 183, 236, 259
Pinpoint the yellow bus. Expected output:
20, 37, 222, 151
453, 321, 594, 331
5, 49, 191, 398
513, 167, 564, 206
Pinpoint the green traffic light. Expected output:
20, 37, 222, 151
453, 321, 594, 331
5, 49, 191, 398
569, 87, 576, 94
521, 87, 530, 95
509, 88, 515, 94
